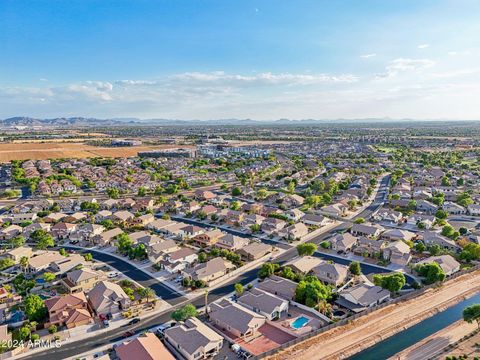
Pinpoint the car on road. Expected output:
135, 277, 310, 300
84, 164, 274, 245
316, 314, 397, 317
128, 317, 141, 325
122, 330, 135, 338
108, 272, 120, 279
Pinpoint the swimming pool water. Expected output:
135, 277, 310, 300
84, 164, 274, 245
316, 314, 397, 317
291, 316, 309, 329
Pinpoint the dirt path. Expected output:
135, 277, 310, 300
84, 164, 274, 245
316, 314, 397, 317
389, 320, 477, 360
267, 270, 480, 360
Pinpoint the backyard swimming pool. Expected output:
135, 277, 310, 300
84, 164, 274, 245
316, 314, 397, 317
291, 316, 310, 329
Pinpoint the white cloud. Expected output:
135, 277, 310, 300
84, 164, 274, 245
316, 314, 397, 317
360, 53, 376, 59
171, 71, 358, 85
417, 44, 430, 49
377, 58, 436, 78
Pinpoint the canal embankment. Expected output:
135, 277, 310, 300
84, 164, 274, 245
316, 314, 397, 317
265, 268, 480, 360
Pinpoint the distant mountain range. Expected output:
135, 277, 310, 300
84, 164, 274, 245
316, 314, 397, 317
1, 116, 479, 127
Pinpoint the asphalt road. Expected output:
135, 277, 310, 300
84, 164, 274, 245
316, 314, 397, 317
27, 174, 393, 360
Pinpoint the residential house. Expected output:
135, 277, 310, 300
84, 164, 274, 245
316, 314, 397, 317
209, 299, 266, 340
214, 234, 250, 251
422, 231, 460, 251
164, 317, 223, 360
27, 251, 65, 273
192, 229, 223, 247
4, 246, 33, 262
416, 254, 460, 276
301, 213, 330, 227
311, 262, 349, 286
147, 239, 180, 264
237, 243, 272, 261
116, 332, 175, 360
183, 257, 234, 284
51, 222, 77, 240
330, 233, 358, 253
278, 223, 309, 240
0, 225, 22, 241
380, 229, 416, 242
261, 218, 286, 235
61, 268, 101, 293
88, 281, 131, 315
51, 254, 86, 274
321, 203, 348, 217
44, 292, 93, 329
382, 241, 412, 266
285, 256, 323, 274
351, 223, 384, 239
160, 248, 198, 273
256, 274, 297, 300
92, 228, 124, 246
336, 283, 390, 313
237, 288, 289, 320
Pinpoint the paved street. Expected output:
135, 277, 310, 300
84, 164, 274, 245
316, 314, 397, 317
26, 174, 395, 360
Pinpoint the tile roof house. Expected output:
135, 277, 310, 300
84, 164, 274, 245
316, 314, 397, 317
337, 283, 390, 313
147, 240, 180, 263
237, 288, 289, 320
192, 229, 223, 247
27, 251, 65, 273
255, 274, 297, 300
382, 241, 412, 266
380, 229, 416, 242
209, 299, 266, 340
416, 254, 461, 276
301, 213, 330, 227
183, 257, 234, 284
214, 233, 250, 251
0, 225, 22, 241
237, 242, 272, 261
164, 317, 223, 360
51, 253, 86, 274
330, 233, 358, 253
311, 262, 349, 286
422, 231, 460, 251
160, 248, 198, 273
285, 256, 323, 274
4, 246, 33, 262
61, 268, 101, 293
351, 223, 384, 239
44, 292, 93, 329
277, 223, 309, 240
92, 228, 124, 246
88, 281, 131, 315
116, 332, 174, 360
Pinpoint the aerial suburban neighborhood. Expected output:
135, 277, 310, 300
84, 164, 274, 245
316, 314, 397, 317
2, 1, 480, 360
0, 120, 479, 360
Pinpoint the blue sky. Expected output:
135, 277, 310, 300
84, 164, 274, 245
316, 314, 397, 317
1, 0, 480, 119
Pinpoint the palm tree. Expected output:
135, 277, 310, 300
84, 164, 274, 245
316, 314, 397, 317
20, 256, 29, 274
317, 299, 333, 318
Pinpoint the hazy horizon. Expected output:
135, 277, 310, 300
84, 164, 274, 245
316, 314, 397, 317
1, 0, 480, 120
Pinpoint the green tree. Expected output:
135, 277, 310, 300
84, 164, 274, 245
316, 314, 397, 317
171, 304, 197, 322
373, 273, 406, 293
31, 230, 54, 249
354, 217, 365, 224
295, 276, 334, 307
435, 209, 448, 220
415, 242, 426, 252
9, 236, 25, 248
20, 256, 29, 273
42, 272, 56, 283
258, 262, 280, 279
24, 294, 47, 322
463, 304, 480, 329
19, 326, 31, 340
349, 261, 361, 276
296, 243, 318, 257
48, 325, 57, 334
414, 262, 445, 284
198, 252, 208, 263
138, 287, 156, 302
107, 187, 120, 199
0, 258, 15, 270
116, 233, 132, 254
137, 187, 147, 196
83, 253, 93, 261
234, 283, 244, 297
231, 187, 242, 196
460, 243, 480, 261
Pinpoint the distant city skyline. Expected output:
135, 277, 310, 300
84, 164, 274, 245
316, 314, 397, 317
1, 0, 480, 120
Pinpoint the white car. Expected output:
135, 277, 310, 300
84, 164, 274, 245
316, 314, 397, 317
108, 272, 119, 279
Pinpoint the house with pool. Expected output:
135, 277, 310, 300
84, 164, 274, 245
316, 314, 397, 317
237, 288, 289, 320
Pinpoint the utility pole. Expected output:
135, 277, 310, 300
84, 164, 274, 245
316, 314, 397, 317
204, 289, 209, 316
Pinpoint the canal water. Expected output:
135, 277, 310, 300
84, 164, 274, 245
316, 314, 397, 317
349, 292, 480, 360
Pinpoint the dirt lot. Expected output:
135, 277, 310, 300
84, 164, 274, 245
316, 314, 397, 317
0, 142, 190, 162
267, 270, 480, 360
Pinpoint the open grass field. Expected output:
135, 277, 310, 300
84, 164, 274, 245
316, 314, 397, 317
0, 142, 191, 162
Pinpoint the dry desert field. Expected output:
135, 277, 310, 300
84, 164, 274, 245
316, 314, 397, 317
0, 142, 189, 162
